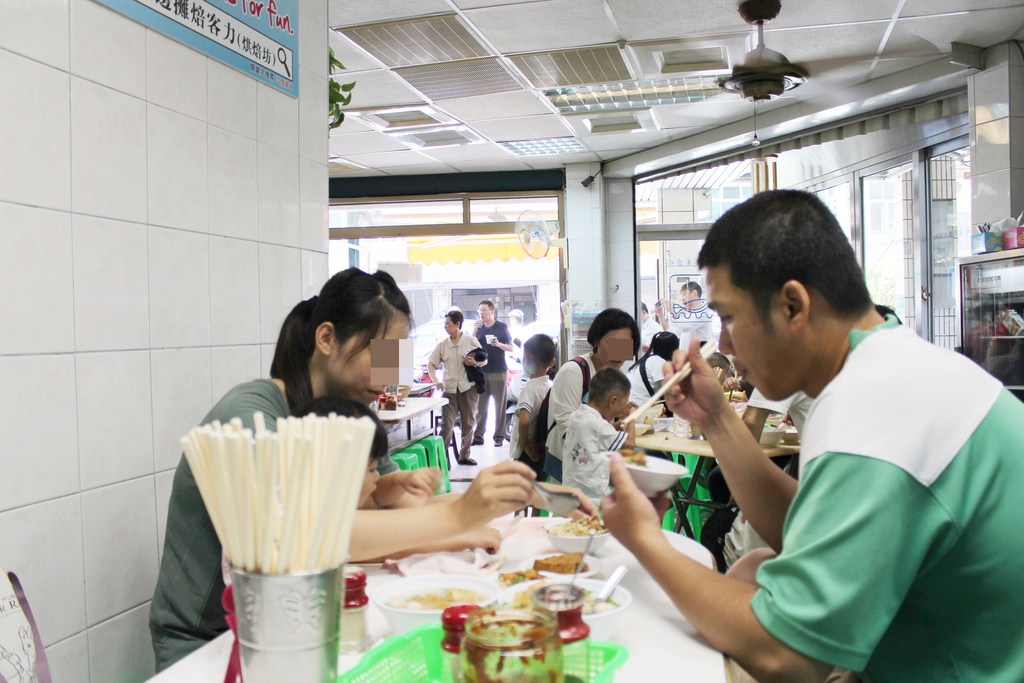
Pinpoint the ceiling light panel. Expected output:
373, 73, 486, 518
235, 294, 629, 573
499, 138, 590, 156
339, 14, 491, 68
510, 45, 632, 88
544, 76, 723, 113
395, 58, 524, 101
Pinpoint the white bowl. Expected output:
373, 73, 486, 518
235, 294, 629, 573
370, 574, 500, 635
780, 429, 800, 445
625, 457, 689, 496
542, 520, 612, 555
634, 422, 652, 436
759, 429, 783, 447
519, 554, 603, 580
498, 578, 632, 642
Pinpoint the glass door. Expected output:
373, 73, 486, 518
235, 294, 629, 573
927, 145, 972, 351
862, 161, 917, 331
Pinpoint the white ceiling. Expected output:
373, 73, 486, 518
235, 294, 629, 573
327, 0, 1024, 180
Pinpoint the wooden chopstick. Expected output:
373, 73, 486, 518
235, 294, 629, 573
621, 341, 719, 424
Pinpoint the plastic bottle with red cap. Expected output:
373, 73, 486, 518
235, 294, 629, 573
340, 568, 370, 655
441, 603, 479, 682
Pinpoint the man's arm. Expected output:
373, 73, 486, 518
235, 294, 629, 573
602, 455, 834, 683
663, 342, 796, 551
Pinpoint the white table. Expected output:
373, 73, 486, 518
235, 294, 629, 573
376, 396, 447, 455
148, 517, 726, 682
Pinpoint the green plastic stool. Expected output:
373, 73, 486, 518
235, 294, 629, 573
661, 506, 676, 531
418, 435, 451, 494
396, 443, 428, 469
390, 451, 420, 471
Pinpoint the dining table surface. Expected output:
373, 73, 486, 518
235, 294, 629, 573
147, 516, 728, 683
635, 431, 801, 459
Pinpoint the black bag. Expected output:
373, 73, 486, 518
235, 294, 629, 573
466, 348, 488, 393
699, 505, 739, 574
532, 357, 590, 454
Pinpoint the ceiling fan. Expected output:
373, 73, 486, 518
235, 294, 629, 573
718, 0, 808, 102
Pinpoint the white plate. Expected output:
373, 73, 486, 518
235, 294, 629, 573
518, 554, 603, 579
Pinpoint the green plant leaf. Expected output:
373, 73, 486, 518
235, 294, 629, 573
340, 81, 356, 92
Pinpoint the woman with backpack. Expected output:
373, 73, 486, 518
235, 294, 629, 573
540, 308, 640, 481
626, 331, 680, 405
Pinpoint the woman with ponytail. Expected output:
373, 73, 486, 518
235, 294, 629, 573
150, 268, 547, 671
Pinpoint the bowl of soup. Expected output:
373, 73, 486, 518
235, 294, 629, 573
370, 574, 500, 634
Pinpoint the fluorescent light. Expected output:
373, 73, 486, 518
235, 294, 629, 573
544, 76, 722, 113
499, 138, 590, 156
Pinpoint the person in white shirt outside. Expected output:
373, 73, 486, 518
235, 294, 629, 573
428, 308, 485, 465
472, 300, 514, 446
661, 281, 714, 348
544, 308, 639, 482
627, 331, 679, 406
510, 334, 557, 479
563, 368, 637, 503
639, 302, 667, 353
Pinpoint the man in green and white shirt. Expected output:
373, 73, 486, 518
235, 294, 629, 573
601, 190, 1024, 682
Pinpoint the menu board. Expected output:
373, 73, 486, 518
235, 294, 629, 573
95, 0, 300, 97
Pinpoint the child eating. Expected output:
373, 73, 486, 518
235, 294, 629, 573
563, 368, 637, 503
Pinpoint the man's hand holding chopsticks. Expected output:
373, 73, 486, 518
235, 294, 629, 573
662, 339, 732, 430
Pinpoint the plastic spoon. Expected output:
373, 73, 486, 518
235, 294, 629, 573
596, 565, 628, 603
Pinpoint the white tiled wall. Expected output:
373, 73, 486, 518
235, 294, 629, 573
0, 1, 330, 680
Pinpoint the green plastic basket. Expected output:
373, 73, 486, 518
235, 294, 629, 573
337, 623, 628, 683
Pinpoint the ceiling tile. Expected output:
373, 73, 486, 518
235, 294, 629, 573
438, 91, 552, 122
417, 142, 516, 162
329, 0, 451, 29
328, 131, 408, 156
328, 30, 383, 74
866, 55, 940, 80
595, 147, 644, 160
329, 168, 388, 178
382, 163, 461, 175
395, 59, 523, 100
452, 0, 525, 8
346, 150, 442, 168
465, 0, 620, 52
471, 114, 574, 142
329, 116, 374, 135
524, 152, 601, 168
578, 130, 673, 152
445, 157, 534, 172
655, 99, 757, 127
902, 0, 1021, 16
765, 23, 889, 65
339, 69, 426, 109
608, 0, 747, 42
887, 8, 1024, 56
768, 1, 899, 29
668, 126, 715, 140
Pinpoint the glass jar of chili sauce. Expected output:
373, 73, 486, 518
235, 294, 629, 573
532, 584, 590, 683
460, 606, 563, 683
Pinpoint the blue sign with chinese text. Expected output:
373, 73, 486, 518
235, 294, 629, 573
96, 0, 299, 97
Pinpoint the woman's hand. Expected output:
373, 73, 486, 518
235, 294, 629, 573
452, 526, 502, 554
455, 460, 535, 522
398, 468, 440, 498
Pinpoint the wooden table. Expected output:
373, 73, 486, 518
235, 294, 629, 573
635, 431, 800, 537
376, 396, 447, 454
147, 517, 728, 683
635, 432, 800, 459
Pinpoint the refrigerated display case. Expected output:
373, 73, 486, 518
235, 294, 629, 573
959, 251, 1024, 401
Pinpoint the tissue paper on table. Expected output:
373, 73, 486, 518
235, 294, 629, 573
385, 549, 504, 576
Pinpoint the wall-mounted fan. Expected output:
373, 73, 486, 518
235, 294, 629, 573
718, 0, 807, 102
516, 210, 556, 259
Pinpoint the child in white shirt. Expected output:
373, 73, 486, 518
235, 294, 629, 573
564, 368, 636, 502
511, 334, 558, 478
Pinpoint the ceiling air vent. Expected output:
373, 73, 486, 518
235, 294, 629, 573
395, 59, 523, 101
351, 106, 455, 131
338, 14, 491, 68
510, 45, 632, 88
327, 156, 368, 173
499, 138, 589, 156
385, 125, 487, 149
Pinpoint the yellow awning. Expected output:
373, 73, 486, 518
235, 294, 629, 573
406, 234, 560, 265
